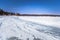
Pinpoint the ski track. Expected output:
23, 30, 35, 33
0, 16, 60, 40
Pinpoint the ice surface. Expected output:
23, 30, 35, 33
0, 16, 60, 40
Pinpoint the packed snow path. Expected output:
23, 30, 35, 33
0, 16, 60, 40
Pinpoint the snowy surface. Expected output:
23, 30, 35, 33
0, 16, 60, 40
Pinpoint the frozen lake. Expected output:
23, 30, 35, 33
0, 16, 60, 40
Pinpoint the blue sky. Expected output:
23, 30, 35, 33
0, 0, 60, 14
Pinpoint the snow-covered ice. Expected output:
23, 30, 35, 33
0, 16, 60, 40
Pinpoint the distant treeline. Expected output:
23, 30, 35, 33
0, 9, 20, 16
0, 9, 60, 16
